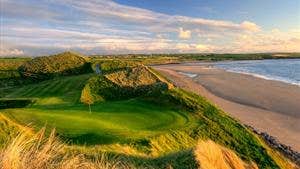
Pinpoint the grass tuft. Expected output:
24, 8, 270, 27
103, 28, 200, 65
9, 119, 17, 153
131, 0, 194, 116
0, 128, 131, 169
194, 140, 258, 169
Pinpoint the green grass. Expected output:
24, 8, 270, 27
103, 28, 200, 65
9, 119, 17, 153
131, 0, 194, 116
3, 99, 193, 145
0, 59, 288, 168
1, 73, 195, 145
18, 51, 92, 80
0, 58, 31, 71
4, 73, 92, 105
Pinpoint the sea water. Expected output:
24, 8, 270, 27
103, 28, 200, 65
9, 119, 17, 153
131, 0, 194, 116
213, 59, 300, 86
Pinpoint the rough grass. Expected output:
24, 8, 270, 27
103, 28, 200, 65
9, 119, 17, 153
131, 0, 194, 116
0, 58, 31, 88
160, 88, 280, 168
194, 140, 258, 169
84, 66, 169, 102
97, 60, 140, 73
0, 58, 30, 71
18, 51, 92, 80
0, 128, 131, 169
0, 59, 295, 168
0, 114, 32, 148
0, 127, 262, 169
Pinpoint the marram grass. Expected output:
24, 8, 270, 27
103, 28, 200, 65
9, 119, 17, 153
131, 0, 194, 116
0, 128, 131, 169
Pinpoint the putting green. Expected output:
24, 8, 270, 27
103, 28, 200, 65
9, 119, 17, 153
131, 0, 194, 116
2, 74, 195, 145
3, 99, 194, 145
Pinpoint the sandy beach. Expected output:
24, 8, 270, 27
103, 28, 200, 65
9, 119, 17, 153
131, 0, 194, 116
153, 63, 300, 152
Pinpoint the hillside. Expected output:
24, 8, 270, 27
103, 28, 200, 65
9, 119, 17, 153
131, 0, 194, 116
0, 58, 31, 89
0, 54, 298, 169
83, 65, 171, 102
18, 51, 92, 80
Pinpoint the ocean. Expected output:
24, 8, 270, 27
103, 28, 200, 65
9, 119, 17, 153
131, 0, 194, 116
213, 59, 300, 86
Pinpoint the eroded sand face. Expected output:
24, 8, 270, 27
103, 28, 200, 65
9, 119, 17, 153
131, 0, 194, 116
153, 64, 300, 152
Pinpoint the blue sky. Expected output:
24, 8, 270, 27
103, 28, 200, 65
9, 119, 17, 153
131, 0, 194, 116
1, 0, 300, 56
115, 0, 300, 30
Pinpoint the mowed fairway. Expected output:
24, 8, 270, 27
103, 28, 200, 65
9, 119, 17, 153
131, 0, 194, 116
2, 74, 194, 145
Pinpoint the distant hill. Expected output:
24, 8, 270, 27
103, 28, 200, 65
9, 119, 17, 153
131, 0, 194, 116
18, 51, 92, 80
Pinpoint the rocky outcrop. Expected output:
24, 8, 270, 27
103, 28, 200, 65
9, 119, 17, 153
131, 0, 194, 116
246, 125, 300, 165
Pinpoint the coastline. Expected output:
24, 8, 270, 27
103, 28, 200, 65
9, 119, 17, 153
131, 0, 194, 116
217, 68, 300, 87
153, 63, 300, 152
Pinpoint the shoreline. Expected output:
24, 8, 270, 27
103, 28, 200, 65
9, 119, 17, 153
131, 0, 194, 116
153, 63, 300, 152
181, 59, 300, 87
221, 69, 300, 87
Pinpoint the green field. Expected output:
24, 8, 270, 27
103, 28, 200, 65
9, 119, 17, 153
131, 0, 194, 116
4, 74, 92, 104
3, 100, 192, 145
1, 73, 194, 145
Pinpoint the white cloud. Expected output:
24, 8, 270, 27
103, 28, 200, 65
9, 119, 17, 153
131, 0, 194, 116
0, 45, 24, 56
225, 29, 300, 53
1, 0, 299, 55
61, 0, 261, 33
178, 27, 191, 39
240, 21, 261, 32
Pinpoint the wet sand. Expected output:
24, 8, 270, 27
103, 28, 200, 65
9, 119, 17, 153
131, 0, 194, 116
153, 63, 300, 152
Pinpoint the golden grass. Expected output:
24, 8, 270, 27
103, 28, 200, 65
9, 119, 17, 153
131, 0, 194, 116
149, 131, 197, 157
194, 140, 258, 169
105, 66, 159, 87
252, 133, 299, 169
0, 128, 131, 169
145, 66, 174, 89
0, 114, 32, 133
2, 118, 295, 169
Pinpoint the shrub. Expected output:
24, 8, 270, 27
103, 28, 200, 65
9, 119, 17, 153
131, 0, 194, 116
0, 99, 34, 109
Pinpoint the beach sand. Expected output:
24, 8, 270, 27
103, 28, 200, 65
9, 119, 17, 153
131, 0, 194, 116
153, 63, 300, 152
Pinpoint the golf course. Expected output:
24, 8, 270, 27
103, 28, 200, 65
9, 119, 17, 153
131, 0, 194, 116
0, 52, 298, 169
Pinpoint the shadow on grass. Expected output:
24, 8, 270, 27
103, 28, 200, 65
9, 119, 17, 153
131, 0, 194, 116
60, 133, 124, 145
89, 149, 198, 169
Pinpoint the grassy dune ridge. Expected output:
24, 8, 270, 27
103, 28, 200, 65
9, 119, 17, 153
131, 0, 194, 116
18, 51, 92, 80
83, 65, 169, 102
0, 52, 297, 168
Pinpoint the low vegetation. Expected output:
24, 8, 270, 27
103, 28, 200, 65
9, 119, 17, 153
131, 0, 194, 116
0, 114, 32, 148
0, 52, 298, 169
96, 60, 141, 73
0, 99, 34, 109
18, 51, 92, 80
195, 140, 258, 169
0, 58, 31, 89
90, 53, 300, 65
0, 128, 130, 169
0, 128, 265, 169
83, 65, 169, 102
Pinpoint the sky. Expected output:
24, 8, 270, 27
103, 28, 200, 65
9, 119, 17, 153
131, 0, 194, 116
1, 0, 300, 56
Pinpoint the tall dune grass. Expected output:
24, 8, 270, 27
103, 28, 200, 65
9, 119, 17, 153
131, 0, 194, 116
0, 127, 263, 169
194, 140, 258, 169
0, 128, 131, 169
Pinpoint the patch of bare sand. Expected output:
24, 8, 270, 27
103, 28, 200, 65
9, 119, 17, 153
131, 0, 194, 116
153, 64, 300, 152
